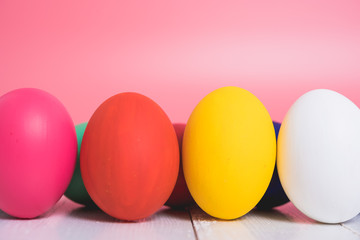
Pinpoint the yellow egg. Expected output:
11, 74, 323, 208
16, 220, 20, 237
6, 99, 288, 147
183, 86, 276, 219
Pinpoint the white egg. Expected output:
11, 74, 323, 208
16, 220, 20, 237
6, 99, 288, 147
278, 89, 360, 224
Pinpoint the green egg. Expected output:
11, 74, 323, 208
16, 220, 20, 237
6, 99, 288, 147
65, 122, 96, 207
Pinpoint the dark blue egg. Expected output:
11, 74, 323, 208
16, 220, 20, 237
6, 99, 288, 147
256, 121, 289, 209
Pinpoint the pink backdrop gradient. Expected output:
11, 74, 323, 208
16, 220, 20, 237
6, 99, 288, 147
1, 0, 360, 124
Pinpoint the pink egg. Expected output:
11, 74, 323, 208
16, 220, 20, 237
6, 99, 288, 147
0, 88, 77, 218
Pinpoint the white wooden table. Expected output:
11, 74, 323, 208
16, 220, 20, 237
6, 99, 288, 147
1, 197, 360, 240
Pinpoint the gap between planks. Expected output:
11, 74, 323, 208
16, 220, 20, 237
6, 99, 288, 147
188, 207, 199, 240
189, 203, 360, 240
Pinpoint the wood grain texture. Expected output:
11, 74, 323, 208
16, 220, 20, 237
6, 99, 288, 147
0, 197, 196, 240
341, 214, 360, 237
190, 202, 360, 240
1, 197, 360, 240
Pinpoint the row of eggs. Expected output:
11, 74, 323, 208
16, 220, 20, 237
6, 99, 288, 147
0, 87, 359, 224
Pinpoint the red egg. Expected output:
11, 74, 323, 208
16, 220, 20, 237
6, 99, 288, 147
81, 92, 179, 221
165, 123, 195, 208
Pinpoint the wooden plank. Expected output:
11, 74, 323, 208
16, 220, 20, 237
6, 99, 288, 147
0, 197, 196, 240
2, 196, 360, 240
190, 202, 360, 240
341, 214, 360, 236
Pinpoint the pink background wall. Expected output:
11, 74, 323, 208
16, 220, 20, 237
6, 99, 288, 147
1, 0, 360, 124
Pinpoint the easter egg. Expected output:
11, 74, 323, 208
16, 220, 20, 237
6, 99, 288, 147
256, 121, 289, 209
278, 89, 360, 223
165, 123, 195, 208
81, 92, 179, 221
183, 86, 276, 220
65, 122, 96, 207
0, 88, 77, 218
